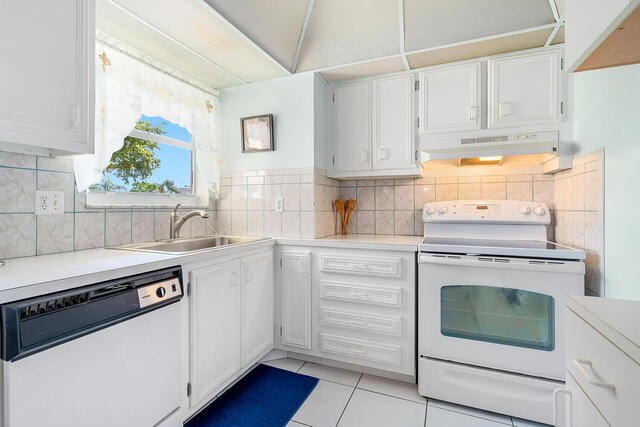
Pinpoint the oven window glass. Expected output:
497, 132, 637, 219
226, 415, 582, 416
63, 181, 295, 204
440, 286, 555, 351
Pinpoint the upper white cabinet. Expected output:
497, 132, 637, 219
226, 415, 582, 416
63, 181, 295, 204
565, 0, 637, 72
0, 0, 95, 155
488, 50, 562, 129
334, 82, 371, 173
372, 75, 415, 171
331, 75, 419, 178
419, 63, 482, 135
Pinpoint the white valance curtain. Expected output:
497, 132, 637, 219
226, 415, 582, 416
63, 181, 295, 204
73, 38, 221, 198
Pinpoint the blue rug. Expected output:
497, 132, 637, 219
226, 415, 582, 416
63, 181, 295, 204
185, 364, 318, 427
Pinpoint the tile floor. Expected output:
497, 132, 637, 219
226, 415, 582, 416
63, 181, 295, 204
261, 358, 551, 427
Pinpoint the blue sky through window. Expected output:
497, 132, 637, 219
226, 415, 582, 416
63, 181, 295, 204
105, 115, 193, 191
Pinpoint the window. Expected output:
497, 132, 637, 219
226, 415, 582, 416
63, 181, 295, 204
86, 115, 206, 207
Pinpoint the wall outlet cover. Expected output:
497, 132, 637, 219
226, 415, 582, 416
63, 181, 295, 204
35, 191, 64, 215
275, 196, 284, 213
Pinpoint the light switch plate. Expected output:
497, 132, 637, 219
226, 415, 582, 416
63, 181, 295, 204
35, 191, 64, 215
275, 197, 284, 213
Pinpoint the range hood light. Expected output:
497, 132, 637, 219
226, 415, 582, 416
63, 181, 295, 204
459, 156, 504, 166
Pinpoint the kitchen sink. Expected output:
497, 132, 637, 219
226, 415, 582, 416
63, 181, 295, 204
108, 235, 267, 255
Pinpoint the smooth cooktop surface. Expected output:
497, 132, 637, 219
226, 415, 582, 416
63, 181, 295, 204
419, 237, 585, 260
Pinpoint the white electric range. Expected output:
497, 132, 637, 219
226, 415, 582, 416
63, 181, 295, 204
417, 200, 585, 425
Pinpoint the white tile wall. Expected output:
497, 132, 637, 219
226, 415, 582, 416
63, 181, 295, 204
553, 149, 605, 296
0, 152, 216, 260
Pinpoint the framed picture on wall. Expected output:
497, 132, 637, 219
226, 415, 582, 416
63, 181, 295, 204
241, 114, 274, 153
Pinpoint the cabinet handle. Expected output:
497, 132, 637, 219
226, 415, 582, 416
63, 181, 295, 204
350, 263, 368, 270
350, 346, 366, 354
350, 319, 367, 326
232, 271, 239, 286
572, 359, 616, 390
553, 388, 572, 427
70, 105, 80, 127
361, 150, 368, 162
297, 260, 305, 275
378, 148, 389, 161
468, 105, 477, 122
245, 267, 252, 282
498, 102, 510, 118
350, 291, 369, 298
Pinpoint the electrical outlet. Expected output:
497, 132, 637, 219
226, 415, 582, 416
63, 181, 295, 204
275, 197, 284, 213
35, 191, 64, 215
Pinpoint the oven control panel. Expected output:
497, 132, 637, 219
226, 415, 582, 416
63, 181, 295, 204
422, 200, 550, 224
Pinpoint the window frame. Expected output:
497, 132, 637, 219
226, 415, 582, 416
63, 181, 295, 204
86, 125, 208, 208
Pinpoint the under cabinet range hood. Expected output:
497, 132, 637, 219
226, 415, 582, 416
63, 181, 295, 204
419, 130, 571, 172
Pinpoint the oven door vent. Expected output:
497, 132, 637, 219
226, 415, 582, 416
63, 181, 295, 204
528, 260, 565, 266
478, 257, 511, 263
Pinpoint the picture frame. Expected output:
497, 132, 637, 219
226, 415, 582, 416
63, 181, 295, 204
241, 114, 274, 153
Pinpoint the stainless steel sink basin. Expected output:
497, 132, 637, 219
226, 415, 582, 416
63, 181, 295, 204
108, 235, 266, 255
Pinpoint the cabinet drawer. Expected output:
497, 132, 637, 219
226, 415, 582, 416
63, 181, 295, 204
320, 333, 401, 366
320, 253, 401, 278
320, 280, 401, 308
567, 311, 639, 426
319, 306, 402, 337
565, 373, 610, 427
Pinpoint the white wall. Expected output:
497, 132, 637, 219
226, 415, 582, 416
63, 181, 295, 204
572, 64, 640, 300
219, 72, 317, 172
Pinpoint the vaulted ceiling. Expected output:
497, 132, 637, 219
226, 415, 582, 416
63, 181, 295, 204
96, 0, 565, 89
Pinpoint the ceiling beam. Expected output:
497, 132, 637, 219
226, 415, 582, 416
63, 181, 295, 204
545, 15, 565, 47
196, 0, 291, 76
548, 0, 560, 22
292, 0, 316, 74
311, 23, 559, 74
398, 0, 410, 71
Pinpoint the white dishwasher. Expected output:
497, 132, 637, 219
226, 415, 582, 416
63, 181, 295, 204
1, 266, 184, 427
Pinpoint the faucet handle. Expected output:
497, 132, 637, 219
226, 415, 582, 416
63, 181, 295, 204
172, 203, 182, 214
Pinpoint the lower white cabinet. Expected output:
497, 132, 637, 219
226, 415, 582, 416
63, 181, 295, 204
276, 246, 416, 378
188, 248, 274, 408
279, 250, 312, 350
555, 296, 640, 427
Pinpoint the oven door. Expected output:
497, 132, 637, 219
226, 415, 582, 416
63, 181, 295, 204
418, 253, 584, 381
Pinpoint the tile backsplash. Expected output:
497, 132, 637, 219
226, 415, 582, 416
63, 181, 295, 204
553, 149, 605, 296
0, 151, 216, 260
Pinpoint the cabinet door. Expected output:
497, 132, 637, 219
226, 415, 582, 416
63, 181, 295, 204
372, 75, 415, 170
334, 82, 371, 173
419, 63, 481, 135
280, 251, 312, 350
488, 50, 561, 129
189, 260, 241, 406
0, 1, 94, 154
241, 251, 274, 366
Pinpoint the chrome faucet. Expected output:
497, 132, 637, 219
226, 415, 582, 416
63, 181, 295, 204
169, 204, 209, 239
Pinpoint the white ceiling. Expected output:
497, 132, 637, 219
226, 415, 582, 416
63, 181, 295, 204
96, 0, 565, 89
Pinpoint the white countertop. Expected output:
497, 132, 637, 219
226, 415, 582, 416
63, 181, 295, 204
277, 234, 422, 252
568, 295, 640, 364
0, 234, 420, 302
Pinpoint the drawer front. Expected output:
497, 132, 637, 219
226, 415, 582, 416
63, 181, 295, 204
567, 311, 639, 426
320, 253, 401, 278
320, 333, 401, 366
320, 280, 402, 308
566, 373, 610, 427
319, 306, 402, 337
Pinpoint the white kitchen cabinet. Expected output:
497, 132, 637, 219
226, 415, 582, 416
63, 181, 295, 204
188, 247, 274, 408
0, 0, 95, 155
334, 82, 371, 173
278, 250, 312, 351
419, 63, 482, 135
189, 259, 242, 405
554, 296, 640, 427
241, 251, 274, 365
372, 75, 415, 170
565, 0, 635, 72
488, 50, 562, 129
331, 75, 419, 178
